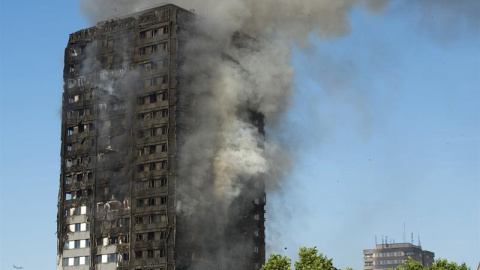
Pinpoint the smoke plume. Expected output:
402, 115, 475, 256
76, 0, 389, 268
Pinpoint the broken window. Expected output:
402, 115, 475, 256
65, 176, 72, 185
65, 192, 72, 201
135, 251, 142, 259
160, 42, 168, 51
160, 178, 167, 187
149, 145, 156, 154
148, 215, 155, 224
69, 49, 78, 57
69, 65, 75, 73
160, 161, 167, 170
121, 253, 130, 261
66, 159, 73, 167
148, 180, 155, 188
148, 198, 156, 206
147, 250, 154, 258
67, 127, 74, 136
161, 109, 168, 118
136, 233, 143, 242
151, 45, 158, 54
161, 92, 168, 101
160, 196, 167, 205
161, 144, 167, 152
161, 75, 168, 84
149, 163, 156, 171
149, 94, 157, 103
147, 232, 155, 241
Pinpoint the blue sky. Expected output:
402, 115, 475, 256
0, 1, 478, 270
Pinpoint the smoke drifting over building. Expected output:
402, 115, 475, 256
58, 1, 399, 270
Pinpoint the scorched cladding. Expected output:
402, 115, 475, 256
57, 4, 265, 270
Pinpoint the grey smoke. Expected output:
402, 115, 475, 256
77, 0, 387, 268
76, 0, 478, 268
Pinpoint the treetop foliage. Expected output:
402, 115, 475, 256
262, 247, 470, 270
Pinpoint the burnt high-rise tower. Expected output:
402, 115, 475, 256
57, 4, 266, 270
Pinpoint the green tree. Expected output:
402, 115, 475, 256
394, 258, 470, 270
430, 259, 469, 270
295, 247, 338, 270
261, 253, 292, 270
394, 258, 424, 270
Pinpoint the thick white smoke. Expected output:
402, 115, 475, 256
77, 0, 388, 268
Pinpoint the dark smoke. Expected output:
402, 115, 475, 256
75, 0, 477, 268
76, 0, 388, 268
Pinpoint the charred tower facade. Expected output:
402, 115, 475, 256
57, 4, 266, 270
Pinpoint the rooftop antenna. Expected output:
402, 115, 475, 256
386, 236, 388, 247
411, 233, 414, 244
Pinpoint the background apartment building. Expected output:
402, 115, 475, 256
363, 243, 434, 270
57, 4, 266, 270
